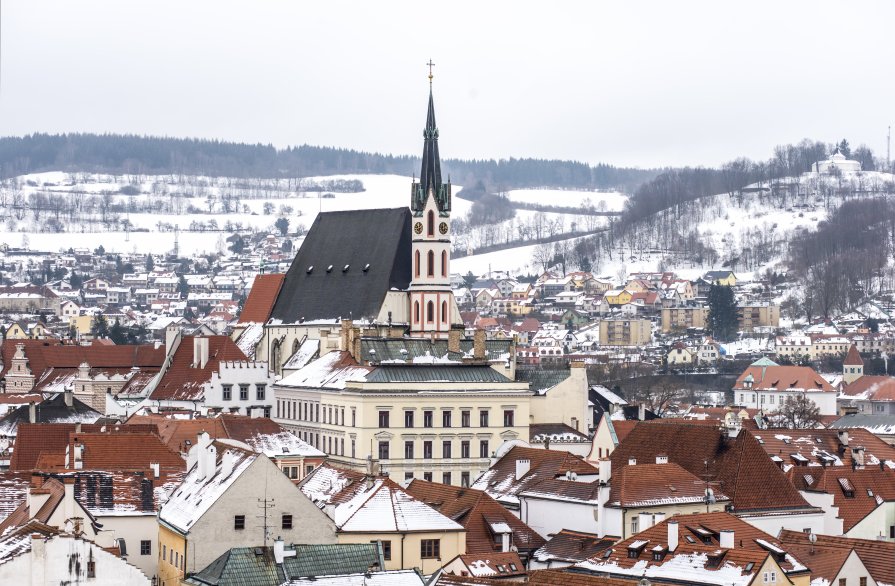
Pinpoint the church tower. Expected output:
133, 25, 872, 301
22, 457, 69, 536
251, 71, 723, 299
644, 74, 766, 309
409, 74, 455, 338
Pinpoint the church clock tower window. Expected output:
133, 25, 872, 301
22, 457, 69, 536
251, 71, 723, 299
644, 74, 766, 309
427, 250, 435, 277
427, 301, 435, 323
427, 210, 435, 237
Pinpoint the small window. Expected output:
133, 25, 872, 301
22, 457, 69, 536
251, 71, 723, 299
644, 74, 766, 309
480, 440, 489, 458
282, 514, 293, 530
503, 410, 514, 427
381, 540, 392, 561
461, 471, 470, 487
405, 441, 414, 459
442, 440, 452, 459
87, 560, 96, 578
423, 441, 433, 459
140, 540, 151, 556
423, 471, 433, 481
421, 539, 441, 559
378, 441, 389, 460
424, 410, 433, 428
222, 384, 232, 401
256, 384, 266, 401
378, 411, 390, 428
442, 410, 452, 428
461, 410, 471, 427
234, 515, 245, 530
239, 384, 249, 400
443, 472, 452, 485
480, 410, 489, 427
405, 411, 414, 428
461, 440, 470, 459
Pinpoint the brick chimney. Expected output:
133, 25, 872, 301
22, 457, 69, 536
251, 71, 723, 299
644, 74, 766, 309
448, 325, 463, 354
473, 329, 486, 361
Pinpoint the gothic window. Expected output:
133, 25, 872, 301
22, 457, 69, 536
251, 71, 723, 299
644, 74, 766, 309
427, 301, 435, 323
427, 210, 435, 237
441, 301, 447, 323
441, 250, 447, 277
427, 250, 434, 277
414, 250, 420, 277
414, 301, 420, 323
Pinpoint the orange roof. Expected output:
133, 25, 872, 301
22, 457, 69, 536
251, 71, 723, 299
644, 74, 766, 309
787, 466, 895, 532
148, 336, 248, 401
406, 479, 545, 554
10, 423, 160, 471
842, 375, 895, 401
0, 339, 166, 382
610, 462, 729, 507
843, 345, 863, 366
778, 530, 895, 585
238, 273, 285, 323
734, 364, 833, 392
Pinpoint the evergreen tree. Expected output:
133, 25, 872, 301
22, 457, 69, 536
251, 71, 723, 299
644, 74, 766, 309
91, 314, 110, 339
69, 271, 83, 290
109, 319, 127, 344
275, 217, 290, 236
177, 275, 189, 297
145, 254, 155, 271
837, 139, 851, 158
707, 284, 739, 341
462, 271, 477, 289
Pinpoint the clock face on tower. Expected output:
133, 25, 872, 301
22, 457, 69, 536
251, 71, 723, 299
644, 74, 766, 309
414, 222, 423, 235
439, 222, 449, 235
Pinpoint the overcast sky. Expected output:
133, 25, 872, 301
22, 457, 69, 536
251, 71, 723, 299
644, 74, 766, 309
1, 1, 893, 168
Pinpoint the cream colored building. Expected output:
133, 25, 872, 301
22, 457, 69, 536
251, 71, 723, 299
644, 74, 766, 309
599, 318, 651, 346
274, 332, 531, 488
737, 303, 780, 331
660, 306, 708, 333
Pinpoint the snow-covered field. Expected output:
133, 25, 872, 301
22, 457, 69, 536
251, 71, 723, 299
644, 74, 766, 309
505, 188, 627, 211
0, 172, 470, 255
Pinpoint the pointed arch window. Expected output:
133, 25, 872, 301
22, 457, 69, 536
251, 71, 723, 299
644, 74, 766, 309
441, 300, 448, 323
441, 250, 447, 277
415, 251, 421, 277
427, 210, 435, 237
427, 250, 435, 277
414, 301, 420, 323
426, 301, 435, 323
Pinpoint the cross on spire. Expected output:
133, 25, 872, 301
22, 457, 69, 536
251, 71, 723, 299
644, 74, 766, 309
427, 59, 435, 85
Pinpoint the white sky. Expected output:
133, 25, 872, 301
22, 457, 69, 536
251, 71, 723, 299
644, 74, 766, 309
1, 0, 893, 168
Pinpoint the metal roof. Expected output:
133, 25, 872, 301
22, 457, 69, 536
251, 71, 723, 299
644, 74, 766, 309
366, 365, 511, 384
360, 337, 512, 364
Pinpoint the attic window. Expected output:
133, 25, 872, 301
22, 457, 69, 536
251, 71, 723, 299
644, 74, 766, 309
509, 563, 517, 571
651, 545, 667, 561
745, 562, 755, 572
307, 266, 313, 274
363, 264, 370, 272
601, 549, 613, 559
496, 565, 506, 573
803, 474, 814, 486
627, 540, 648, 558
706, 550, 727, 568
866, 489, 873, 497
343, 265, 350, 272
837, 478, 855, 498
326, 265, 333, 272
684, 535, 696, 544
782, 438, 791, 444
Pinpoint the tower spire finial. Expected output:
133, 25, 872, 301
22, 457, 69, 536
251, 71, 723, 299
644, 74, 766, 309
426, 59, 435, 87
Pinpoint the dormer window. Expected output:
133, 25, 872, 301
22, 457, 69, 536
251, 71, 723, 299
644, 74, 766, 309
627, 540, 648, 559
838, 477, 855, 498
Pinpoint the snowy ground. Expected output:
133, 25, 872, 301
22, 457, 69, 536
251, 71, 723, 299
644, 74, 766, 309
505, 188, 627, 211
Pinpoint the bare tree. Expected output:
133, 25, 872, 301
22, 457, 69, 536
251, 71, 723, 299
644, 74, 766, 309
532, 242, 554, 273
775, 395, 822, 429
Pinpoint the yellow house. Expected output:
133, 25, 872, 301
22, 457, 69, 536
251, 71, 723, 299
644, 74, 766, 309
332, 478, 466, 573
704, 270, 737, 287
3, 322, 28, 339
603, 289, 633, 306
69, 315, 96, 339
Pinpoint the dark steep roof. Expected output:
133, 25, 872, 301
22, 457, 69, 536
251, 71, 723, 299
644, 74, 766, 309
270, 208, 412, 323
411, 88, 451, 214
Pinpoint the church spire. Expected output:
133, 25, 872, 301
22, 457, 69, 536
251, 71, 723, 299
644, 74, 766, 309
411, 65, 451, 214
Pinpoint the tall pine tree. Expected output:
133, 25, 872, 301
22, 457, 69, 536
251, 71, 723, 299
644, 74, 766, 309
707, 284, 739, 341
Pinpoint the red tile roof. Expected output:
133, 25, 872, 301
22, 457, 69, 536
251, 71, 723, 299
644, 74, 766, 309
9, 423, 160, 471
778, 530, 895, 585
238, 273, 285, 323
734, 364, 833, 392
532, 529, 615, 566
787, 465, 895, 532
148, 336, 248, 401
406, 479, 545, 554
842, 375, 895, 401
0, 339, 166, 381
610, 421, 811, 512
609, 462, 729, 507
843, 345, 863, 366
580, 512, 809, 581
751, 428, 895, 469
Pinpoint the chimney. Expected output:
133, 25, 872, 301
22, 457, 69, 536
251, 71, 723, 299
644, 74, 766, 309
837, 430, 849, 447
473, 329, 486, 361
667, 520, 679, 552
28, 402, 36, 424
62, 477, 76, 523
193, 337, 209, 368
165, 325, 180, 355
638, 512, 653, 532
75, 423, 81, 433
64, 388, 73, 407
515, 458, 531, 480
628, 458, 637, 466
500, 532, 511, 552
599, 459, 612, 483
273, 536, 297, 564
448, 325, 463, 354
653, 512, 666, 525
853, 447, 865, 467
340, 319, 353, 352
638, 403, 646, 421
720, 529, 734, 549
220, 449, 236, 478
150, 462, 160, 479
656, 455, 668, 464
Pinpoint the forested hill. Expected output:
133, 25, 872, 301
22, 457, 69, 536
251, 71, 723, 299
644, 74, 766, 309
0, 133, 660, 192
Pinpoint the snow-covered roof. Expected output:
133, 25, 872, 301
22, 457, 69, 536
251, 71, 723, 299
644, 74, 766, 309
235, 322, 264, 359
158, 440, 257, 534
240, 431, 325, 459
284, 569, 425, 586
277, 351, 371, 390
283, 338, 320, 370
334, 479, 463, 533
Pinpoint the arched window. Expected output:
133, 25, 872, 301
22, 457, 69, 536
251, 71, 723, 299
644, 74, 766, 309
414, 301, 420, 323
414, 251, 420, 277
441, 250, 447, 277
427, 210, 435, 237
426, 301, 435, 323
441, 300, 448, 323
427, 250, 435, 277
